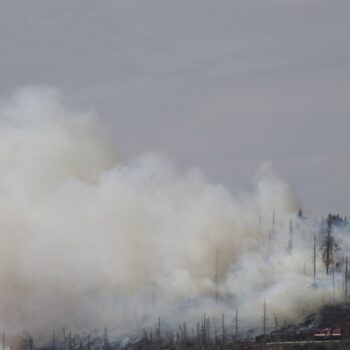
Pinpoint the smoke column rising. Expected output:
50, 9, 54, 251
0, 87, 343, 340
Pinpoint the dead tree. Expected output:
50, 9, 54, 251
62, 328, 67, 348
321, 216, 334, 275
22, 334, 34, 350
52, 330, 56, 350
178, 322, 187, 345
222, 313, 226, 344
288, 220, 293, 255
201, 314, 210, 346
207, 316, 210, 345
215, 248, 219, 301
313, 233, 317, 279
103, 326, 110, 350
196, 322, 200, 345
157, 317, 161, 350
183, 322, 187, 345
258, 215, 262, 236
68, 331, 72, 350
273, 314, 278, 330
234, 309, 239, 340
345, 256, 349, 299
262, 299, 267, 337
269, 212, 275, 240
87, 335, 91, 350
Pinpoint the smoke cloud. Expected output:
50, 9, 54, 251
0, 87, 345, 342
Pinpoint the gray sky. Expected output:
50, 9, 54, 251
0, 0, 350, 214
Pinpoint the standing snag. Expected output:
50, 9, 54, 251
321, 215, 334, 275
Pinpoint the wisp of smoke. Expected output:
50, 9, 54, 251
0, 87, 345, 342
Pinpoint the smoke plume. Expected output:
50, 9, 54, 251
0, 87, 345, 341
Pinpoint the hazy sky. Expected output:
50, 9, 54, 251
0, 0, 349, 214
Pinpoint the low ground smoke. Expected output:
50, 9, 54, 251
0, 87, 344, 340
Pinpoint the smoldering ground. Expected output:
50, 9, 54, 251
0, 87, 345, 341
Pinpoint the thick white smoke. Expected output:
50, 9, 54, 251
0, 87, 344, 342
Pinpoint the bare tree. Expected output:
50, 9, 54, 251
345, 256, 349, 299
313, 233, 317, 279
288, 220, 293, 255
222, 313, 226, 344
262, 299, 267, 336
215, 248, 219, 301
321, 216, 334, 275
234, 310, 239, 340
52, 330, 56, 350
273, 314, 278, 330
103, 326, 110, 350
